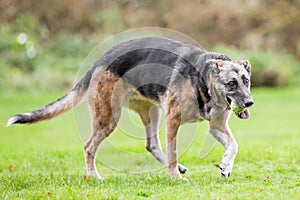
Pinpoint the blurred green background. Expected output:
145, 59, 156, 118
1, 1, 300, 199
1, 0, 300, 92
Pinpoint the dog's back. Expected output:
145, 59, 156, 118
93, 37, 229, 102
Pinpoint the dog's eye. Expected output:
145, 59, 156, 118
227, 80, 237, 87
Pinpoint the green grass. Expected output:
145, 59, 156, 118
1, 87, 300, 199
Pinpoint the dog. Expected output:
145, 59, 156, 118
7, 37, 254, 179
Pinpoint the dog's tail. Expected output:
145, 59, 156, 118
6, 68, 95, 127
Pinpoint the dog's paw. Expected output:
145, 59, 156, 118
86, 170, 104, 180
218, 163, 232, 178
168, 167, 183, 179
178, 163, 188, 174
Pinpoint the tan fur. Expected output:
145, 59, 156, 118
128, 99, 153, 125
84, 71, 122, 178
177, 78, 203, 122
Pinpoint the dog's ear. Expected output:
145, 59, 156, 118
206, 59, 224, 69
237, 60, 251, 74
206, 59, 222, 77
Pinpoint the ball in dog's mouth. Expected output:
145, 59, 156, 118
231, 104, 250, 119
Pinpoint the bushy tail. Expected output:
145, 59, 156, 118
7, 68, 94, 127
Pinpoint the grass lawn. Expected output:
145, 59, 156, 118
0, 87, 300, 199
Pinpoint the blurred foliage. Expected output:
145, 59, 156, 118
121, 0, 300, 59
0, 0, 300, 91
2, 0, 300, 56
0, 14, 97, 92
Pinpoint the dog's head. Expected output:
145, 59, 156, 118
206, 59, 254, 119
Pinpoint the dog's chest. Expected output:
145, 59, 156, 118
172, 82, 207, 123
181, 103, 205, 123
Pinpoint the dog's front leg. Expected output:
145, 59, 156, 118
209, 122, 238, 178
166, 115, 182, 179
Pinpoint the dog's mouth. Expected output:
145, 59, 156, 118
226, 96, 250, 120
234, 108, 250, 119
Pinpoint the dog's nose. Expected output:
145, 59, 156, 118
244, 101, 254, 108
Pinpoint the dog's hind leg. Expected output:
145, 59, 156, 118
84, 121, 116, 180
84, 71, 122, 179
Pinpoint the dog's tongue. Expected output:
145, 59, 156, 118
237, 109, 250, 119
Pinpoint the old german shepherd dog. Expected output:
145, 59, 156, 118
7, 37, 254, 179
